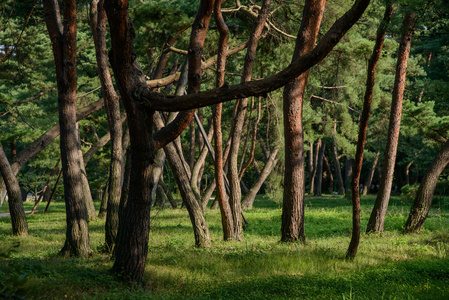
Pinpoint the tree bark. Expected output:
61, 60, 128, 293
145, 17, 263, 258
43, 0, 92, 258
281, 0, 326, 243
367, 10, 415, 233
346, 2, 393, 259
333, 121, 345, 195
403, 139, 449, 233
0, 143, 28, 236
309, 140, 320, 195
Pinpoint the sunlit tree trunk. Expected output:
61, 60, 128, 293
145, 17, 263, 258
43, 0, 92, 258
281, 0, 326, 242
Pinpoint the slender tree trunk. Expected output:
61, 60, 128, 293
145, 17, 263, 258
98, 180, 109, 219
308, 141, 314, 186
228, 0, 271, 241
332, 137, 345, 195
346, 2, 393, 259
43, 0, 92, 258
323, 155, 334, 193
91, 0, 123, 253
281, 0, 326, 242
0, 143, 28, 236
363, 151, 379, 195
315, 141, 326, 196
79, 140, 97, 222
309, 140, 320, 195
242, 146, 280, 209
213, 0, 235, 240
367, 10, 415, 233
345, 157, 353, 193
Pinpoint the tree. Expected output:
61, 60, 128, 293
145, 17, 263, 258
366, 9, 416, 233
281, 0, 326, 243
43, 0, 92, 257
0, 142, 28, 236
346, 1, 394, 259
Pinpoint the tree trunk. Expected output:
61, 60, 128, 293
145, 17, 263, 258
228, 0, 271, 241
79, 141, 97, 222
363, 151, 379, 195
0, 143, 28, 236
242, 146, 280, 209
281, 0, 326, 242
43, 0, 92, 258
323, 155, 334, 193
346, 1, 393, 259
308, 141, 314, 187
213, 0, 235, 241
345, 157, 353, 193
98, 179, 109, 219
309, 140, 320, 195
403, 139, 449, 233
315, 140, 326, 196
366, 10, 415, 233
332, 138, 345, 195
91, 0, 123, 253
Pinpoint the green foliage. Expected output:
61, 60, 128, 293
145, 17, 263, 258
401, 184, 420, 202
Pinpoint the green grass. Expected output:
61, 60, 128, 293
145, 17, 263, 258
1, 195, 449, 299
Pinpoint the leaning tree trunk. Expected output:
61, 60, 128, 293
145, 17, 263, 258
366, 10, 415, 233
363, 150, 380, 195
43, 0, 92, 258
346, 1, 393, 259
403, 139, 449, 233
242, 146, 280, 209
0, 143, 28, 236
281, 0, 326, 243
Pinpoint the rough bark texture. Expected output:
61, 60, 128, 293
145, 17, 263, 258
367, 10, 415, 233
346, 2, 393, 259
403, 139, 449, 233
91, 0, 123, 253
0, 143, 28, 236
281, 0, 326, 243
43, 0, 92, 258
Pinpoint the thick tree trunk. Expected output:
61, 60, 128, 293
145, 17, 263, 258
281, 0, 326, 242
346, 2, 393, 259
242, 146, 280, 209
403, 139, 449, 233
367, 10, 415, 233
315, 140, 326, 196
363, 151, 379, 195
43, 0, 92, 258
0, 143, 28, 236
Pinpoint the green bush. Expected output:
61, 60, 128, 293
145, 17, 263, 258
400, 184, 419, 202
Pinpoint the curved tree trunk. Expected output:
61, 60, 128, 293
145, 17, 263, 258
403, 139, 449, 233
309, 140, 320, 195
346, 2, 393, 259
367, 10, 415, 233
0, 143, 28, 236
281, 0, 326, 242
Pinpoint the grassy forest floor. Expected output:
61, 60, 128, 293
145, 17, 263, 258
1, 194, 449, 299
